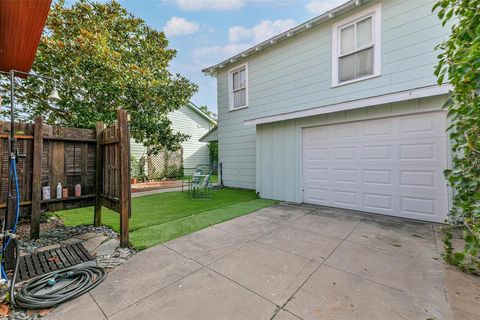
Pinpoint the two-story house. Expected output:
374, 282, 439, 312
202, 0, 451, 222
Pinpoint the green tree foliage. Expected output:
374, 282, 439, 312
208, 141, 218, 163
198, 105, 217, 120
1, 0, 197, 153
434, 0, 480, 273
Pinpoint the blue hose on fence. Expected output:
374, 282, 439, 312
1, 157, 21, 282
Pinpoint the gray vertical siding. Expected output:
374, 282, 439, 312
215, 0, 448, 190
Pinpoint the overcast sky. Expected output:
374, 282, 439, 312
112, 0, 345, 112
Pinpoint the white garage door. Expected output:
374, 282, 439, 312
302, 111, 448, 222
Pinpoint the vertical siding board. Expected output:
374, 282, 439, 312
283, 121, 296, 202
272, 121, 284, 200
255, 125, 261, 194
260, 124, 273, 199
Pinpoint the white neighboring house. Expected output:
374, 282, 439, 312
130, 103, 217, 176
202, 0, 452, 223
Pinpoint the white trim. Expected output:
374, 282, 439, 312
228, 105, 248, 112
187, 102, 217, 125
228, 62, 249, 111
202, 0, 370, 75
244, 84, 452, 126
332, 3, 382, 87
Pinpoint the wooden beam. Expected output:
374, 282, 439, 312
0, 134, 33, 140
43, 136, 96, 143
30, 116, 43, 239
0, 200, 31, 209
99, 138, 119, 145
94, 122, 104, 227
117, 109, 130, 248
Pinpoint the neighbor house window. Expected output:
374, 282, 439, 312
228, 63, 248, 110
332, 4, 381, 86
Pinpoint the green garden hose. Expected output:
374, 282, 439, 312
10, 239, 106, 309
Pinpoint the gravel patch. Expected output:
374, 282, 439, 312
18, 224, 117, 254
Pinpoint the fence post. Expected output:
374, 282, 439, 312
94, 122, 103, 227
117, 110, 130, 247
30, 116, 43, 239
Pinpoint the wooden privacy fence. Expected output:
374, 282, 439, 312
0, 109, 130, 247
95, 110, 131, 246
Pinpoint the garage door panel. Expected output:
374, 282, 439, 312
304, 187, 329, 203
305, 147, 328, 161
399, 142, 435, 160
400, 196, 438, 217
332, 190, 358, 206
333, 169, 357, 183
363, 193, 393, 211
302, 111, 448, 222
332, 147, 357, 160
307, 168, 443, 194
304, 141, 445, 166
364, 118, 394, 137
399, 170, 435, 188
361, 145, 392, 160
333, 124, 358, 138
363, 169, 393, 186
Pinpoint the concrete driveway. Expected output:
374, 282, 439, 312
47, 203, 480, 320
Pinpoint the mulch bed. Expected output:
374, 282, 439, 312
131, 180, 182, 193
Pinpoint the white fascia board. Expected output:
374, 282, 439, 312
244, 85, 452, 126
202, 0, 370, 75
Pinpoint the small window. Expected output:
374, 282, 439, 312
332, 4, 381, 86
228, 63, 248, 110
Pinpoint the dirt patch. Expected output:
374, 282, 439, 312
131, 180, 182, 193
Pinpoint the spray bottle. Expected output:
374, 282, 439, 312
56, 182, 62, 199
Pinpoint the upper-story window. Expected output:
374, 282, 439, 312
228, 63, 248, 111
332, 4, 381, 86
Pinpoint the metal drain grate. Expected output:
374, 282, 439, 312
18, 243, 93, 282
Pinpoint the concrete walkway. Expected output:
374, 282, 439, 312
46, 204, 480, 320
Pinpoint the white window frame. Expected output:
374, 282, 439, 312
331, 3, 382, 87
228, 62, 248, 111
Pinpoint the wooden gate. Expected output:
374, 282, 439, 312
95, 109, 131, 247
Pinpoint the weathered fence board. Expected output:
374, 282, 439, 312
0, 110, 131, 247
96, 110, 130, 247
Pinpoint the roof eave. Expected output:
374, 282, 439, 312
187, 102, 218, 125
202, 0, 368, 75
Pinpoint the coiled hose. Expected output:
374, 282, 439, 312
3, 157, 106, 309
10, 242, 107, 309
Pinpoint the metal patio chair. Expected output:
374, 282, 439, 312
182, 164, 211, 192
191, 173, 214, 199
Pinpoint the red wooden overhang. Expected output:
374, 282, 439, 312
0, 0, 52, 75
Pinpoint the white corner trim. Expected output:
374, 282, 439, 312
228, 62, 249, 111
331, 3, 382, 87
244, 84, 452, 126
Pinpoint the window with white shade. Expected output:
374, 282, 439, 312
228, 63, 248, 110
332, 4, 381, 86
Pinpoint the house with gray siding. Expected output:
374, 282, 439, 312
131, 103, 216, 176
203, 0, 451, 222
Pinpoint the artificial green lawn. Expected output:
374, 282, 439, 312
56, 188, 278, 250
